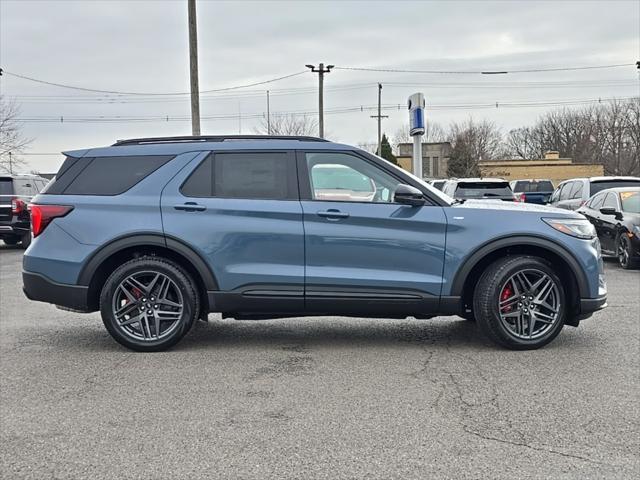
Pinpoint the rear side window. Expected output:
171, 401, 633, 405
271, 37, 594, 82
0, 178, 14, 195
569, 181, 583, 199
559, 182, 573, 201
45, 155, 173, 195
181, 152, 296, 200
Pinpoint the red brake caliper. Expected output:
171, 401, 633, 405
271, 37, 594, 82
500, 283, 514, 313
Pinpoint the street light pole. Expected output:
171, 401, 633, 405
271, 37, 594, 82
306, 63, 333, 138
188, 0, 201, 136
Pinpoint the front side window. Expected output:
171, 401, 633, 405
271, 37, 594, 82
620, 191, 640, 213
306, 152, 401, 203
602, 192, 619, 210
589, 193, 605, 210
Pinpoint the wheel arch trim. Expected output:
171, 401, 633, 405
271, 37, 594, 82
450, 235, 590, 298
77, 232, 218, 290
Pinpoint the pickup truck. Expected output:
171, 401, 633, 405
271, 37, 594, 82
510, 179, 555, 204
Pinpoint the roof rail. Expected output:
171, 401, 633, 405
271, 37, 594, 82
112, 135, 329, 146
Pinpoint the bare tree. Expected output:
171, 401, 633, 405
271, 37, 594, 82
447, 118, 502, 177
254, 113, 318, 136
0, 96, 31, 173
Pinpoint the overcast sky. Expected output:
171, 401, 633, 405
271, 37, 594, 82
1, 0, 638, 172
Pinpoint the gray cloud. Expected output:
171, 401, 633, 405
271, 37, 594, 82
1, 0, 638, 171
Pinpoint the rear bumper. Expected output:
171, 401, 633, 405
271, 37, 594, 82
22, 271, 90, 312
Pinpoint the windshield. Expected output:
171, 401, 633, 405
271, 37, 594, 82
455, 182, 513, 199
590, 180, 640, 195
620, 191, 640, 213
513, 180, 554, 192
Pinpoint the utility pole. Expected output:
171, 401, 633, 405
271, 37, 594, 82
370, 83, 388, 155
266, 90, 271, 135
188, 0, 201, 136
305, 63, 333, 138
8, 152, 12, 174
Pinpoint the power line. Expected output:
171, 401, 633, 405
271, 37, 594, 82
15, 96, 638, 123
1, 69, 309, 96
334, 63, 636, 75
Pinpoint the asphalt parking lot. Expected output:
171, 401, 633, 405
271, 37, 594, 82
0, 245, 638, 479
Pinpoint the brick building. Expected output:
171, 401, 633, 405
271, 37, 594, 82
396, 142, 451, 178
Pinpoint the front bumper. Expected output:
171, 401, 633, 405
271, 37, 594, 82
576, 294, 607, 321
23, 271, 90, 312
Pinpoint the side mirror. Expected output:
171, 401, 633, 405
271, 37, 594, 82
394, 184, 425, 206
599, 207, 617, 216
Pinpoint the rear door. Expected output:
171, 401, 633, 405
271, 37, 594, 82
160, 150, 305, 314
298, 150, 447, 315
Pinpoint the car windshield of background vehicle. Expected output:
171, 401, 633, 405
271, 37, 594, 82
455, 182, 513, 199
620, 191, 640, 213
590, 180, 640, 195
0, 179, 14, 195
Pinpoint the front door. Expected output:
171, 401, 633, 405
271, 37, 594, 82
298, 151, 447, 316
161, 150, 304, 314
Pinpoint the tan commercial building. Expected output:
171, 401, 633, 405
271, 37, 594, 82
479, 152, 604, 185
396, 142, 451, 178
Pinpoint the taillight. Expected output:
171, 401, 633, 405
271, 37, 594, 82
11, 197, 26, 214
30, 204, 73, 237
518, 193, 526, 202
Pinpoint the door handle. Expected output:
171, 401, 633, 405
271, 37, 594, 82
174, 202, 206, 212
317, 209, 349, 219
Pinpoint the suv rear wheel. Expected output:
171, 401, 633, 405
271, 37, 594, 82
99, 257, 200, 351
473, 256, 566, 350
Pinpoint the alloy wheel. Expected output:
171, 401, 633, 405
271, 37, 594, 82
111, 271, 184, 341
618, 236, 630, 268
498, 268, 561, 340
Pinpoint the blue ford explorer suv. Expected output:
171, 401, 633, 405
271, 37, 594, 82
23, 135, 607, 351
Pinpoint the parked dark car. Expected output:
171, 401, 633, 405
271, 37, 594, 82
0, 174, 49, 248
442, 178, 518, 202
578, 187, 640, 269
549, 176, 640, 211
510, 179, 554, 204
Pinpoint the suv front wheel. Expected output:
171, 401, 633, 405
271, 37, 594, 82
473, 256, 566, 350
100, 256, 200, 351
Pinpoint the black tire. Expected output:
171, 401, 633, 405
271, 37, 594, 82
100, 256, 200, 352
617, 233, 638, 270
2, 236, 20, 246
473, 256, 566, 350
20, 231, 32, 249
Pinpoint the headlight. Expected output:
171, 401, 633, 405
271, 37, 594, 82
633, 225, 640, 239
542, 218, 596, 239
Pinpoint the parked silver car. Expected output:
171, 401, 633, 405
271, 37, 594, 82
548, 176, 640, 211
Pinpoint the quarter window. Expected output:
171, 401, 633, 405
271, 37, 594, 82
62, 156, 174, 195
306, 152, 401, 203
